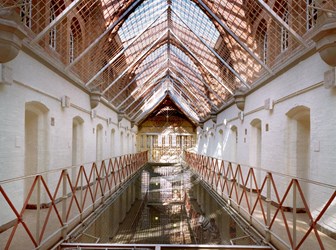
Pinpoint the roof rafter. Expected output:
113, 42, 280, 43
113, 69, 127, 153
196, 0, 273, 74
169, 60, 218, 111
169, 70, 211, 113
121, 70, 168, 112
86, 5, 168, 87
117, 59, 169, 109
66, 0, 144, 70
129, 80, 167, 119
170, 48, 225, 104
171, 6, 250, 89
111, 48, 166, 103
170, 29, 233, 95
168, 86, 201, 122
102, 29, 168, 94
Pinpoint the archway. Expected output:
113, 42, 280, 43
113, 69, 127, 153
24, 101, 49, 202
229, 126, 238, 162
286, 106, 310, 206
72, 116, 84, 181
96, 124, 103, 161
110, 128, 115, 157
250, 119, 262, 187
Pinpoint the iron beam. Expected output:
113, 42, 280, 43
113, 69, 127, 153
170, 29, 233, 95
66, 0, 143, 69
172, 8, 250, 89
32, 0, 83, 43
102, 30, 168, 94
198, 0, 273, 73
86, 6, 168, 87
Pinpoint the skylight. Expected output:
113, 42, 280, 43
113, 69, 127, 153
171, 0, 220, 47
118, 0, 167, 42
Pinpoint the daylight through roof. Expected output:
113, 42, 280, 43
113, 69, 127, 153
1, 0, 318, 125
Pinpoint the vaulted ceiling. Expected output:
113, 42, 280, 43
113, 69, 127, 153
3, 0, 321, 125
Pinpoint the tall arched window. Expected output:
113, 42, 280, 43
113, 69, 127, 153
20, 0, 32, 28
306, 0, 317, 30
69, 18, 82, 63
257, 19, 268, 64
49, 6, 57, 49
49, 1, 65, 50
281, 5, 289, 52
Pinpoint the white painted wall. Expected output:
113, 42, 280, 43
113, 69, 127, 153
0, 51, 135, 223
196, 53, 336, 233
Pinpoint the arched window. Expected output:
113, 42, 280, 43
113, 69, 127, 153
257, 19, 268, 64
280, 4, 289, 52
306, 0, 317, 30
49, 1, 65, 50
20, 0, 32, 28
69, 18, 82, 63
49, 6, 57, 49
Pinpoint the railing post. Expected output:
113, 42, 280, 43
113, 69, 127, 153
36, 175, 41, 246
80, 167, 84, 222
293, 180, 297, 249
237, 166, 240, 213
249, 169, 253, 224
265, 172, 271, 243
62, 170, 68, 239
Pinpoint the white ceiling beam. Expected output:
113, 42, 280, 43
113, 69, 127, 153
122, 70, 168, 112
111, 49, 166, 103
168, 86, 200, 119
170, 49, 225, 103
169, 60, 218, 111
116, 60, 168, 109
129, 81, 166, 119
102, 30, 168, 94
133, 89, 167, 122
169, 69, 212, 112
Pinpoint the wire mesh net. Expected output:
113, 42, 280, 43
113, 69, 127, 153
0, 0, 320, 121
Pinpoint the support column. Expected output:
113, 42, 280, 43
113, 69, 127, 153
122, 190, 127, 220
111, 200, 120, 236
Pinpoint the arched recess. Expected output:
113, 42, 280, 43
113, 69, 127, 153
24, 101, 49, 202
229, 125, 238, 162
120, 131, 124, 156
216, 129, 224, 158
69, 17, 83, 63
96, 124, 103, 161
72, 116, 83, 182
286, 106, 310, 205
126, 132, 130, 154
110, 128, 115, 157
72, 116, 84, 166
250, 119, 262, 187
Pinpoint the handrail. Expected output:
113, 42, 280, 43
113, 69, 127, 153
0, 151, 148, 250
184, 151, 336, 250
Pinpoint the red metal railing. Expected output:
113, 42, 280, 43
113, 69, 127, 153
184, 152, 336, 250
0, 151, 148, 250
